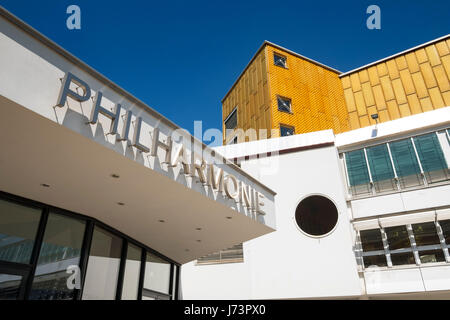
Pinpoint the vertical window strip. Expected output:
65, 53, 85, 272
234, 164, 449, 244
413, 133, 449, 183
366, 144, 396, 193
345, 149, 371, 196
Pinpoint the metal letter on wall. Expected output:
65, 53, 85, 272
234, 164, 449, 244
56, 72, 91, 107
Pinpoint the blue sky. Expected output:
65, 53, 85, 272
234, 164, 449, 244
1, 0, 449, 143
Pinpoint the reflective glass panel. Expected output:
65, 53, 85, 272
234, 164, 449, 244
30, 213, 85, 300
82, 227, 122, 300
0, 273, 23, 300
439, 219, 450, 245
414, 133, 449, 183
389, 139, 423, 189
385, 225, 411, 250
366, 144, 396, 192
0, 199, 41, 264
121, 243, 142, 300
390, 252, 416, 266
418, 250, 445, 263
345, 150, 371, 195
360, 229, 384, 252
143, 253, 171, 295
363, 255, 387, 268
412, 222, 440, 247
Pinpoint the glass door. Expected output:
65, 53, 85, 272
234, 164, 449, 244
0, 263, 29, 300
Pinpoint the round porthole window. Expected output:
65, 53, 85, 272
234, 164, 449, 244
295, 195, 338, 237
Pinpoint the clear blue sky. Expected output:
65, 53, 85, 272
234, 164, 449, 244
2, 0, 449, 143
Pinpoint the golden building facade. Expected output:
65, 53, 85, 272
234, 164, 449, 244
222, 35, 450, 144
341, 36, 450, 130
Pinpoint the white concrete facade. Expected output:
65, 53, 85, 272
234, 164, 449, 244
182, 108, 450, 299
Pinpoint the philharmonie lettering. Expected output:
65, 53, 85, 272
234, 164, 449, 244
56, 72, 265, 215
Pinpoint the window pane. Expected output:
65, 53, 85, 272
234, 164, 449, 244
363, 255, 387, 268
360, 229, 384, 252
345, 150, 371, 195
389, 139, 423, 189
0, 199, 41, 264
171, 265, 177, 300
30, 213, 85, 300
414, 133, 449, 183
121, 243, 142, 300
366, 144, 396, 192
277, 96, 291, 113
412, 222, 440, 247
390, 252, 415, 266
225, 109, 237, 131
419, 250, 445, 263
274, 53, 287, 68
440, 219, 450, 245
280, 125, 294, 137
143, 253, 171, 295
0, 274, 23, 300
82, 227, 122, 300
385, 225, 411, 250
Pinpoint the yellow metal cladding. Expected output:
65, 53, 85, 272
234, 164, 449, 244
222, 48, 272, 144
265, 44, 349, 137
341, 36, 450, 130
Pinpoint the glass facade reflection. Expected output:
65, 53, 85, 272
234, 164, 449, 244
30, 213, 86, 300
0, 193, 179, 300
82, 227, 123, 300
0, 199, 41, 264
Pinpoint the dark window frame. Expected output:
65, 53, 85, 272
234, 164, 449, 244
224, 107, 238, 131
277, 95, 293, 114
280, 124, 295, 137
273, 52, 288, 68
0, 190, 180, 300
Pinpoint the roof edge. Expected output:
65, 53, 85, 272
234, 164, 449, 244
221, 40, 342, 103
339, 34, 450, 78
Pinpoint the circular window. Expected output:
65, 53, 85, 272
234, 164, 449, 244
295, 195, 338, 237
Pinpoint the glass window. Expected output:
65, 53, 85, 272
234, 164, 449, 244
345, 149, 371, 196
389, 139, 424, 189
30, 213, 86, 300
224, 108, 237, 131
197, 243, 244, 264
277, 96, 292, 113
0, 273, 24, 300
0, 199, 42, 264
171, 265, 177, 300
363, 255, 387, 268
360, 229, 387, 268
280, 125, 294, 137
366, 144, 396, 193
412, 222, 440, 246
274, 53, 287, 68
82, 226, 123, 300
385, 225, 411, 250
121, 243, 142, 300
418, 250, 445, 263
390, 252, 416, 266
360, 229, 384, 252
413, 133, 449, 183
143, 253, 171, 295
439, 219, 450, 245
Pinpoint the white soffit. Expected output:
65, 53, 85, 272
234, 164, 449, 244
335, 107, 450, 150
437, 208, 450, 221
